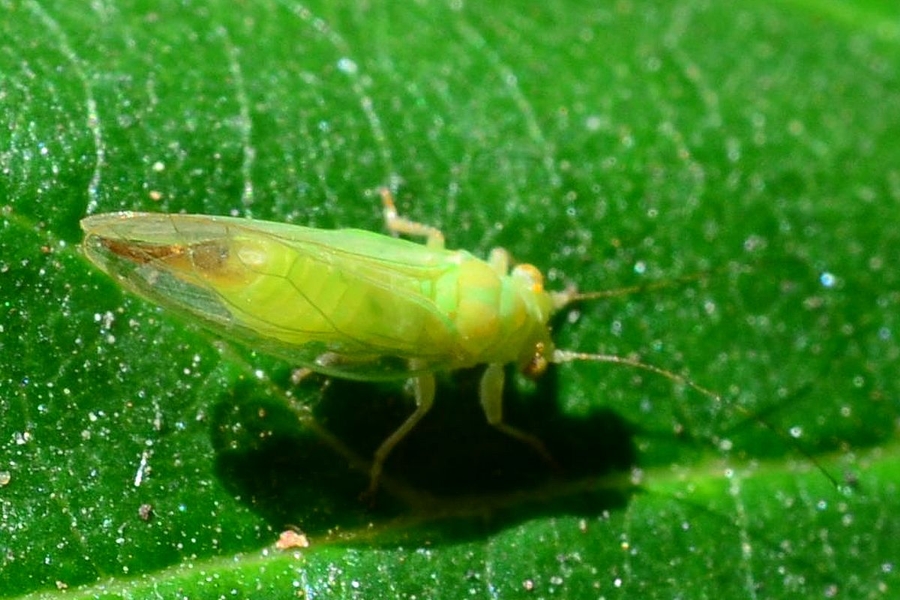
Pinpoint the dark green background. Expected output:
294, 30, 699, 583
1, 0, 898, 597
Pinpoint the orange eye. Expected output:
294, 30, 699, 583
523, 342, 549, 379
513, 263, 545, 293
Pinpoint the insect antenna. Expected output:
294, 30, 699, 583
551, 348, 843, 490
551, 349, 722, 401
554, 267, 729, 307
549, 257, 844, 489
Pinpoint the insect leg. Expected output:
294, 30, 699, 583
366, 372, 436, 496
380, 188, 446, 249
479, 363, 555, 465
487, 247, 510, 275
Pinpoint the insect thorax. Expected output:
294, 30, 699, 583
434, 255, 555, 370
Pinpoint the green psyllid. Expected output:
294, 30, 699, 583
81, 190, 722, 494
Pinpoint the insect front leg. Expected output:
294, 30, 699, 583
479, 364, 556, 466
380, 188, 446, 249
487, 247, 510, 275
365, 372, 436, 497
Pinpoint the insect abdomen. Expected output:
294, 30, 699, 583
180, 233, 460, 358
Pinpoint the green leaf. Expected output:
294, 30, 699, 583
2, 0, 898, 597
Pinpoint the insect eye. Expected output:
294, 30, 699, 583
523, 342, 549, 379
512, 263, 545, 293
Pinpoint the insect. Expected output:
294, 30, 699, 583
81, 190, 719, 495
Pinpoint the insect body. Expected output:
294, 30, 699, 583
81, 192, 711, 494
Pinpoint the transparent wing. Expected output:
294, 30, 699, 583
81, 212, 471, 380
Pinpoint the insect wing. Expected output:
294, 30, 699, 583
81, 212, 464, 380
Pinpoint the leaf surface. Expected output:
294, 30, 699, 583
1, 0, 898, 597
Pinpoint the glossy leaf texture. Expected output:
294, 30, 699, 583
1, 0, 898, 598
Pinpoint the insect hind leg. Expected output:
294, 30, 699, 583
380, 188, 446, 249
365, 372, 436, 498
480, 363, 556, 467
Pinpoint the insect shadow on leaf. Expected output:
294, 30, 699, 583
210, 367, 638, 530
